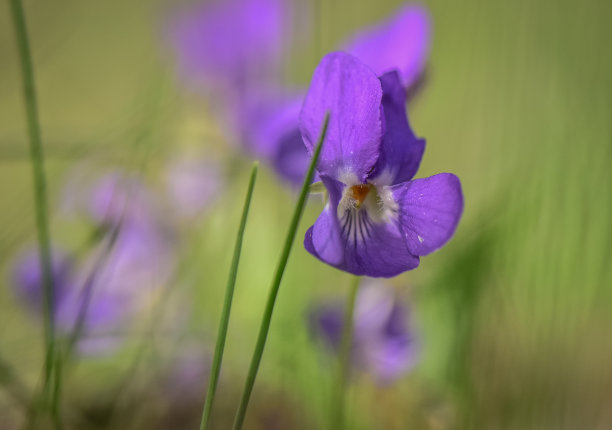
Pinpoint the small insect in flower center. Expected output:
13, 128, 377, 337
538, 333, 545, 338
349, 184, 372, 208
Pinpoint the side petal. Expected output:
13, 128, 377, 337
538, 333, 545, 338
300, 52, 383, 183
344, 4, 431, 90
369, 71, 425, 185
304, 177, 420, 278
392, 173, 463, 256
241, 92, 312, 186
304, 177, 346, 267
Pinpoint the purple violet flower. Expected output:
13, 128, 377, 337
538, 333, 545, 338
169, 0, 289, 93
309, 282, 418, 383
10, 248, 129, 355
19, 171, 177, 355
240, 91, 316, 186
87, 172, 157, 228
81, 218, 175, 308
73, 171, 175, 303
12, 248, 73, 313
242, 4, 431, 187
301, 52, 463, 277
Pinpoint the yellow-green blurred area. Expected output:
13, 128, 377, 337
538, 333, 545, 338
1, 0, 612, 429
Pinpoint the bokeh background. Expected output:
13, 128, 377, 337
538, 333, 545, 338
1, 0, 611, 429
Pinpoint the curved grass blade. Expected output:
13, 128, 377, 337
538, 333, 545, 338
8, 0, 57, 421
64, 221, 122, 359
232, 113, 330, 430
200, 162, 259, 430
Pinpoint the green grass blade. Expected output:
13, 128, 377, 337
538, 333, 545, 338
200, 162, 259, 430
8, 0, 57, 419
64, 222, 122, 360
232, 112, 330, 430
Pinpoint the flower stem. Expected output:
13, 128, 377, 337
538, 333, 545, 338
50, 355, 63, 430
200, 162, 259, 430
232, 113, 330, 430
331, 276, 360, 430
8, 0, 57, 421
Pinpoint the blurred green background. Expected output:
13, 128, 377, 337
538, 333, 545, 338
1, 0, 611, 428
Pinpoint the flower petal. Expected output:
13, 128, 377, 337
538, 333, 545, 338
392, 173, 463, 256
300, 52, 383, 183
242, 92, 312, 186
369, 71, 425, 185
344, 4, 431, 89
170, 0, 288, 88
362, 302, 418, 383
304, 177, 420, 277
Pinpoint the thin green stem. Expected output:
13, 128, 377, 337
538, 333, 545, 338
200, 163, 259, 430
64, 222, 122, 360
330, 276, 360, 430
8, 0, 57, 421
50, 355, 63, 430
232, 113, 330, 430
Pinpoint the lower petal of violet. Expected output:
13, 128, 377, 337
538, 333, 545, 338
392, 173, 464, 256
304, 177, 420, 278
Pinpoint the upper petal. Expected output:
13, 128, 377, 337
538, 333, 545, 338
170, 0, 288, 87
392, 173, 463, 256
369, 71, 426, 185
300, 52, 383, 183
304, 177, 420, 278
344, 4, 431, 90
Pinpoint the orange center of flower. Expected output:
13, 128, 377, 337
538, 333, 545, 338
349, 184, 371, 208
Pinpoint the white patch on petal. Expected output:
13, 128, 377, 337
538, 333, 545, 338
338, 170, 359, 187
369, 169, 395, 187
371, 185, 398, 223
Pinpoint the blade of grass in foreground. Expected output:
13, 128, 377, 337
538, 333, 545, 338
232, 113, 330, 430
200, 162, 259, 430
9, 0, 57, 420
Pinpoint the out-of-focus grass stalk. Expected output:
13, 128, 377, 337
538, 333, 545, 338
200, 163, 259, 430
232, 113, 330, 430
64, 222, 122, 360
330, 276, 360, 430
8, 0, 58, 422
50, 355, 63, 429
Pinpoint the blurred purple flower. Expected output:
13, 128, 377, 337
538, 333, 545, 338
87, 172, 158, 228
164, 155, 224, 221
242, 4, 431, 187
240, 91, 316, 186
12, 248, 72, 313
10, 248, 129, 355
301, 53, 462, 277
344, 4, 430, 90
169, 0, 289, 93
82, 172, 176, 310
13, 171, 178, 355
309, 282, 418, 383
82, 218, 175, 308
